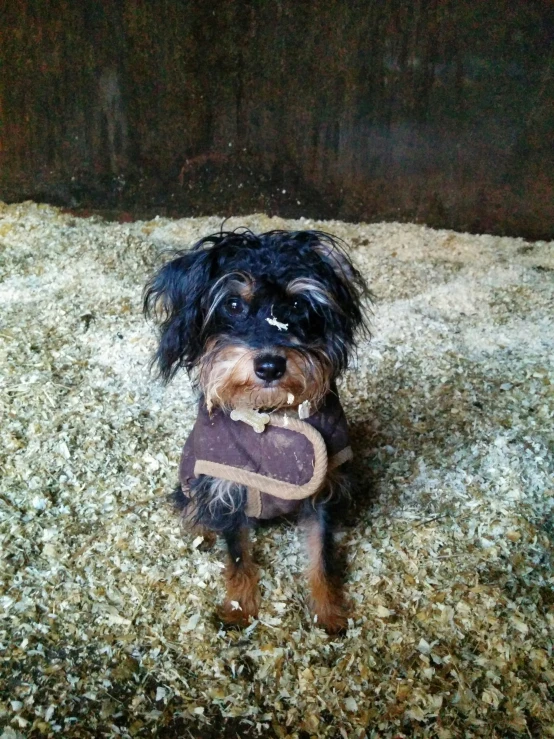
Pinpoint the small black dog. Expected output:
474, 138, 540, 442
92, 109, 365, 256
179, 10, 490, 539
144, 229, 367, 633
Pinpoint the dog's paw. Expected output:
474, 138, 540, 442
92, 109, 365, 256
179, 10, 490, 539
217, 599, 258, 629
192, 529, 217, 551
314, 607, 348, 635
221, 561, 260, 628
311, 591, 349, 635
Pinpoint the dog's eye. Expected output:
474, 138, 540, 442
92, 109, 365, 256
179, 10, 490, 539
290, 299, 306, 315
224, 297, 246, 317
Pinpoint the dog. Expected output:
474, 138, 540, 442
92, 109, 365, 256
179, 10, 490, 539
144, 229, 368, 633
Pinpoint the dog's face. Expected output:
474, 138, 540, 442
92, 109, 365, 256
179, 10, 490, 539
144, 230, 367, 411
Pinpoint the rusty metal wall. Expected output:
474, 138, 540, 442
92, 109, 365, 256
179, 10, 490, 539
1, 0, 552, 237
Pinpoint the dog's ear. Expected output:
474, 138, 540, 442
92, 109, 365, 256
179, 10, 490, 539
310, 234, 359, 286
143, 248, 214, 381
307, 231, 370, 333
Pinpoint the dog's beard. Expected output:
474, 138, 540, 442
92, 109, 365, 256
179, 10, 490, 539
197, 339, 332, 412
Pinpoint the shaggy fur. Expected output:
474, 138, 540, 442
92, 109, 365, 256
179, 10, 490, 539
144, 229, 368, 633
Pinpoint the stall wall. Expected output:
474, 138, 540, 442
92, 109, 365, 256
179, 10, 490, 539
1, 0, 552, 237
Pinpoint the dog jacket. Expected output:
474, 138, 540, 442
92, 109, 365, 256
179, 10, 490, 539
180, 391, 353, 519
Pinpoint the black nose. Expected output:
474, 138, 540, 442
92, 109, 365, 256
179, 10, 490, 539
254, 354, 286, 382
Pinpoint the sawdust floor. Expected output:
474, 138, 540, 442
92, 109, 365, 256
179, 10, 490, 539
1, 202, 553, 738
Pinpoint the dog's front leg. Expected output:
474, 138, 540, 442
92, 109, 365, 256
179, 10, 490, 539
219, 527, 260, 627
301, 500, 348, 634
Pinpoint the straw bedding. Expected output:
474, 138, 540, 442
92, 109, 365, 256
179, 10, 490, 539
0, 201, 553, 738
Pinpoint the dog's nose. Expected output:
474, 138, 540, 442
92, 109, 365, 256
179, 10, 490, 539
254, 354, 286, 382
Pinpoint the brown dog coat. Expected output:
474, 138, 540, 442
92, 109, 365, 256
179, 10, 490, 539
180, 392, 353, 519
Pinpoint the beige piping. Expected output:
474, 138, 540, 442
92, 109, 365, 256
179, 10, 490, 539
194, 414, 328, 500
191, 412, 353, 518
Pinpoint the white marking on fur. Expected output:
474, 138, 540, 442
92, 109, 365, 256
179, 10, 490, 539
207, 477, 242, 515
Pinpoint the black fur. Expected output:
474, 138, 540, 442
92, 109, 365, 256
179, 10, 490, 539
169, 483, 190, 511
186, 475, 248, 533
170, 479, 248, 533
143, 229, 369, 382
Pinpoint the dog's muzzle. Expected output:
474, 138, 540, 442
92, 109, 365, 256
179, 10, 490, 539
254, 354, 286, 382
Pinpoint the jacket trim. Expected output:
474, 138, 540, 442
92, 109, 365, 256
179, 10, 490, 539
243, 446, 353, 517
193, 412, 329, 501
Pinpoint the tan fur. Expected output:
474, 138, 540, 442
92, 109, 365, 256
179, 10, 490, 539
199, 340, 332, 411
219, 530, 260, 626
304, 517, 348, 634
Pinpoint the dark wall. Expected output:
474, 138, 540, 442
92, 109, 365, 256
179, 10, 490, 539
1, 0, 553, 238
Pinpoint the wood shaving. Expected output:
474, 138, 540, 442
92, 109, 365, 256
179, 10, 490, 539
0, 201, 553, 738
266, 315, 288, 331
298, 400, 312, 419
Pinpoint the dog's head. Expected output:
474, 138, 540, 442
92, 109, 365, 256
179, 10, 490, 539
144, 229, 368, 411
